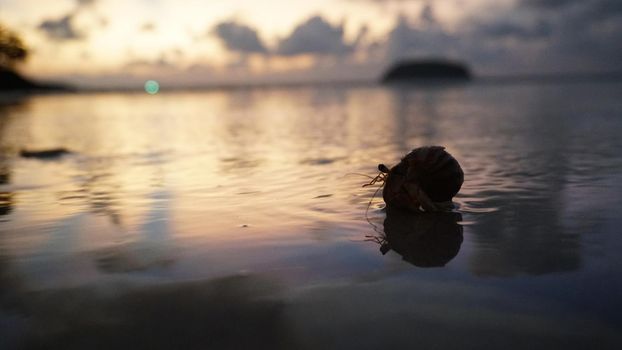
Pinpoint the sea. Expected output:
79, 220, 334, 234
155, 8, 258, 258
1, 79, 622, 349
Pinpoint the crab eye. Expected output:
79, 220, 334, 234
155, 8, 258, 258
378, 164, 390, 173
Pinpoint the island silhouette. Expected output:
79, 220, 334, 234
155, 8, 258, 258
381, 59, 471, 83
0, 23, 69, 92
0, 67, 70, 91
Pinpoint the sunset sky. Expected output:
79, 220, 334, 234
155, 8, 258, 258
1, 0, 620, 87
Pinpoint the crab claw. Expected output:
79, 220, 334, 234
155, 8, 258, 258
404, 183, 438, 212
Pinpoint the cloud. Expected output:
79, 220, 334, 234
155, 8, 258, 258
210, 15, 365, 57
124, 57, 174, 70
212, 20, 267, 54
523, 0, 578, 9
36, 0, 100, 41
76, 0, 97, 6
420, 3, 436, 26
517, 0, 622, 71
379, 0, 622, 74
345, 0, 427, 3
385, 15, 457, 60
276, 16, 356, 56
141, 22, 156, 32
574, 0, 622, 21
477, 20, 552, 40
38, 14, 83, 41
28, 0, 622, 85
524, 0, 622, 19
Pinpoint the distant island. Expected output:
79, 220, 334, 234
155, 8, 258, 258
0, 67, 70, 92
381, 59, 471, 83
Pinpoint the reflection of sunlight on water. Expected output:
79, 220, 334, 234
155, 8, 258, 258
0, 83, 621, 286
95, 189, 176, 274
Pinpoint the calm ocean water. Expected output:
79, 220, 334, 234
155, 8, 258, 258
1, 81, 622, 349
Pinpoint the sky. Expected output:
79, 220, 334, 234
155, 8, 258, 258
1, 0, 621, 87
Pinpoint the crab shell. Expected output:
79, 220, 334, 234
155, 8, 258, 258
382, 146, 464, 212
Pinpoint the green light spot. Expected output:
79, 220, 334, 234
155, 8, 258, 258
144, 80, 159, 94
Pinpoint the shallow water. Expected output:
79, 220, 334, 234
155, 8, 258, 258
1, 81, 622, 349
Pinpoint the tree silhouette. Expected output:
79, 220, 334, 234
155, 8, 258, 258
0, 24, 28, 69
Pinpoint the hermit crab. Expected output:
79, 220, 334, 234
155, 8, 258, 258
364, 146, 464, 212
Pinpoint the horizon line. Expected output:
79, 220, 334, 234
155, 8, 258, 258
50, 71, 622, 93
